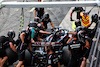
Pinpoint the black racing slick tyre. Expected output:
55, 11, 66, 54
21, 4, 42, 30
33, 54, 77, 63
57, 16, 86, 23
6, 48, 17, 65
62, 46, 71, 66
24, 49, 32, 66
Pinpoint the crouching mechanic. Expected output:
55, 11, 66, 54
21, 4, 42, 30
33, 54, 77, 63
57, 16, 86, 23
66, 31, 91, 67
0, 30, 17, 67
45, 45, 60, 67
27, 21, 51, 41
77, 31, 92, 67
16, 27, 36, 67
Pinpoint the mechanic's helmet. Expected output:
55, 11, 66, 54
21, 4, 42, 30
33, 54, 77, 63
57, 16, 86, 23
75, 19, 81, 27
43, 13, 49, 19
34, 17, 40, 23
29, 21, 38, 28
77, 30, 85, 42
20, 29, 26, 33
75, 26, 84, 32
7, 30, 15, 38
78, 31, 84, 38
37, 23, 43, 30
91, 14, 98, 22
75, 7, 82, 10
18, 29, 26, 38
75, 19, 80, 23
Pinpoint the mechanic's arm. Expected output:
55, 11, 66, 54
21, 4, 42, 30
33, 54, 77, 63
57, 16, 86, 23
34, 10, 36, 17
9, 42, 17, 52
39, 30, 51, 34
70, 11, 74, 21
66, 37, 73, 54
70, 11, 73, 18
50, 22, 55, 28
58, 62, 60, 67
31, 38, 35, 43
20, 32, 25, 43
26, 26, 29, 31
68, 32, 75, 34
84, 39, 90, 48
48, 66, 52, 67
41, 22, 45, 29
28, 42, 32, 51
45, 44, 47, 52
66, 37, 73, 44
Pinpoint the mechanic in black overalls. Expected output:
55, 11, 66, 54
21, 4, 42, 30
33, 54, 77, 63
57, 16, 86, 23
67, 31, 90, 67
34, 0, 45, 19
0, 30, 17, 67
70, 7, 85, 27
27, 17, 44, 31
75, 13, 99, 39
85, 13, 99, 38
45, 45, 60, 67
41, 13, 55, 30
27, 17, 51, 41
16, 27, 36, 67
70, 7, 85, 21
77, 31, 92, 67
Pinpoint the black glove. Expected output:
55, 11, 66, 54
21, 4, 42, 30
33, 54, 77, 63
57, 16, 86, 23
70, 17, 74, 21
